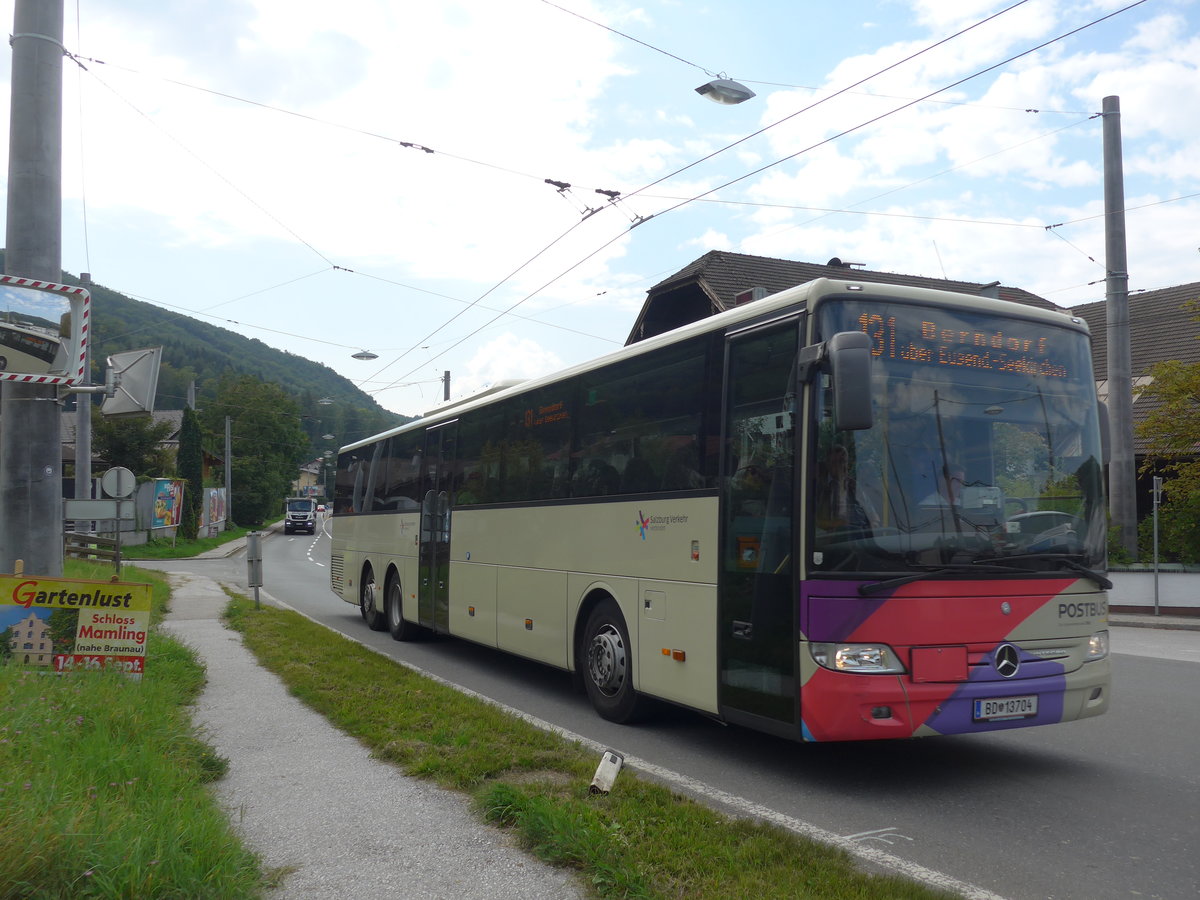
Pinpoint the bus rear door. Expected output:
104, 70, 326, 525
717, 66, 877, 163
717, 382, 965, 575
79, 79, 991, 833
418, 421, 457, 634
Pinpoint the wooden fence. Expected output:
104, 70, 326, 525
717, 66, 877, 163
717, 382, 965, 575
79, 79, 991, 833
64, 532, 121, 567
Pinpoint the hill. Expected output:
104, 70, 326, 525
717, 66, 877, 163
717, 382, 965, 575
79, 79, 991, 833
31, 261, 410, 446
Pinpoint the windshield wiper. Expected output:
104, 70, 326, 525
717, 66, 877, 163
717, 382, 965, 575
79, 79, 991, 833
978, 553, 1112, 590
859, 564, 1018, 596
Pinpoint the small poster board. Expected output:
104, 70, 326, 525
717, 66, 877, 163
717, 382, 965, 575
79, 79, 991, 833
1, 575, 152, 676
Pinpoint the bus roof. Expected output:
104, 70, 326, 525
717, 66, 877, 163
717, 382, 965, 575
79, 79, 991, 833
342, 277, 1091, 454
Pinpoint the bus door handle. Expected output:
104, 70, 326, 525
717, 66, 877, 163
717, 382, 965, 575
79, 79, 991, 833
732, 620, 754, 640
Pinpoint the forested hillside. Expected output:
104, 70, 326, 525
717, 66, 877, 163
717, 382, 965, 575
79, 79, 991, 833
26, 259, 409, 445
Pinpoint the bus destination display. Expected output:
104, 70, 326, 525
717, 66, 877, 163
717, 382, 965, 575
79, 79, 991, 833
857, 311, 1070, 378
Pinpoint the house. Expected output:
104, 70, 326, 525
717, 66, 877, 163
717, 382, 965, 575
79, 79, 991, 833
1071, 281, 1200, 454
60, 407, 224, 496
626, 250, 1060, 345
293, 458, 325, 497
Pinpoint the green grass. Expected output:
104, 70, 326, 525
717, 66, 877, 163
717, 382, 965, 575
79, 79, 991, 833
224, 596, 957, 900
123, 524, 256, 560
0, 563, 267, 899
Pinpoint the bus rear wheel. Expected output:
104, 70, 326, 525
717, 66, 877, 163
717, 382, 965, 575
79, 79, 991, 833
583, 601, 649, 723
360, 570, 387, 632
386, 575, 421, 641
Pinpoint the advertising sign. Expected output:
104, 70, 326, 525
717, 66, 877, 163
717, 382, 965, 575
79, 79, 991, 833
1, 575, 152, 676
152, 479, 185, 529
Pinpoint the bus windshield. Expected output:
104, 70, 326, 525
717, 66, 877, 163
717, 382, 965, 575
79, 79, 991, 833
811, 298, 1106, 576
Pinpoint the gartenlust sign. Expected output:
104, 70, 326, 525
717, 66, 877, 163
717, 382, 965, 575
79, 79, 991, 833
1, 575, 152, 676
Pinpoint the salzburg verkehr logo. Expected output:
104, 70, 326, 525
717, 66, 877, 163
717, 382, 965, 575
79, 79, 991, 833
636, 510, 651, 540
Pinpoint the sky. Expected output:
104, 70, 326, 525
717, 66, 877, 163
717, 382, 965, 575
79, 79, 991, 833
0, 0, 1197, 423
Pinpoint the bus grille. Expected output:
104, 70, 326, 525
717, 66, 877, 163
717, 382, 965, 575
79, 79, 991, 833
330, 554, 344, 593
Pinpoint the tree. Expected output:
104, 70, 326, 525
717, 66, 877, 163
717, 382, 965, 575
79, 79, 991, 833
1135, 355, 1200, 562
178, 407, 205, 540
200, 375, 309, 526
47, 609, 79, 655
91, 408, 175, 477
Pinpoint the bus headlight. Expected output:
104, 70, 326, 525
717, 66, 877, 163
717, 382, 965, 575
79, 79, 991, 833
1085, 630, 1109, 661
810, 642, 906, 674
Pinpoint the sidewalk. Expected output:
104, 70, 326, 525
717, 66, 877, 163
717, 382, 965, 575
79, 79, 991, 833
1109, 611, 1200, 630
160, 572, 584, 900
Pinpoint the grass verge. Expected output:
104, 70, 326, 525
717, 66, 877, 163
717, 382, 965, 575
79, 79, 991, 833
224, 595, 957, 900
0, 563, 266, 899
123, 524, 256, 560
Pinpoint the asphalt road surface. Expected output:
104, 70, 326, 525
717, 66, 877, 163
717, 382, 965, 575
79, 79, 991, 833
143, 523, 1200, 900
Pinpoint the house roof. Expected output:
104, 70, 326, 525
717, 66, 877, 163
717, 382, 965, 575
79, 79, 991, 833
1071, 282, 1200, 456
628, 250, 1062, 344
1070, 281, 1200, 380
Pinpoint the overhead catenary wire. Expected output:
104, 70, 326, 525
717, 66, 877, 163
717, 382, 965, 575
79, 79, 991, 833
359, 0, 1050, 394
365, 0, 1150, 399
64, 0, 1164, 413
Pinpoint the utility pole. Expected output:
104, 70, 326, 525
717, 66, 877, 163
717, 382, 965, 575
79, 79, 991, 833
1, 0, 65, 575
1102, 95, 1136, 559
225, 415, 232, 525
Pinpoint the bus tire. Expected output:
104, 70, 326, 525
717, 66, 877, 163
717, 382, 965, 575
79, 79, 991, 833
386, 574, 420, 642
582, 600, 648, 724
360, 569, 387, 632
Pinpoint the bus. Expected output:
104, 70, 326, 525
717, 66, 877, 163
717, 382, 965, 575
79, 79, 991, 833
330, 277, 1111, 741
0, 318, 63, 374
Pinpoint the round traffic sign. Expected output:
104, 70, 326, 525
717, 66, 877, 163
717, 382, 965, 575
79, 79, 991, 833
101, 466, 137, 498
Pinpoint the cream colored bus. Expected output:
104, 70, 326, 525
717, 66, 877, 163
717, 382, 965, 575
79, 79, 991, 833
331, 278, 1111, 741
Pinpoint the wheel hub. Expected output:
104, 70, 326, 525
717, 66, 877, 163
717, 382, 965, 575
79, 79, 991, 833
588, 625, 626, 697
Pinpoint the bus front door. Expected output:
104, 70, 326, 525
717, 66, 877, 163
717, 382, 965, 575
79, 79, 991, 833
718, 320, 799, 734
418, 421, 457, 634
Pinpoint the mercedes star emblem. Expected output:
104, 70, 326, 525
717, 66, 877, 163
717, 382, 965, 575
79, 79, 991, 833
994, 643, 1021, 678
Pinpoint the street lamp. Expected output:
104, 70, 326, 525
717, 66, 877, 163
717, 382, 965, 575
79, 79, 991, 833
352, 350, 379, 360
695, 78, 755, 105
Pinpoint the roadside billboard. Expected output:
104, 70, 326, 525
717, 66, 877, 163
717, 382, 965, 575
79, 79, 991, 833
152, 479, 185, 529
1, 575, 152, 676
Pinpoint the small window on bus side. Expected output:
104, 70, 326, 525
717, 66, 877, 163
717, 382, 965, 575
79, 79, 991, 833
574, 341, 707, 497
458, 405, 506, 505
506, 387, 571, 501
379, 433, 423, 512
334, 451, 357, 515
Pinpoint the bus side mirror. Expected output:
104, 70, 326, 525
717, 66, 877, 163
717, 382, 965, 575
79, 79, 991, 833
829, 331, 873, 431
1097, 398, 1110, 465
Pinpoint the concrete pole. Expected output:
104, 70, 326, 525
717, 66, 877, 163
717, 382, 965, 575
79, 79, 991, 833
1, 0, 65, 575
1102, 95, 1137, 559
225, 415, 233, 525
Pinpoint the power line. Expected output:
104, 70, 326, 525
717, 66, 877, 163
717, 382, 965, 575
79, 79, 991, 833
368, 0, 1151, 399
361, 1, 1043, 394
542, 0, 1092, 116
619, 0, 1040, 205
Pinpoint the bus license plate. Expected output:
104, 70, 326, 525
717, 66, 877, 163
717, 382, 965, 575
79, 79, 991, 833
973, 695, 1038, 721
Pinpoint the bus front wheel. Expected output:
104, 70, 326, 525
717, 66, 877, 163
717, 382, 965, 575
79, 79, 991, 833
583, 601, 649, 723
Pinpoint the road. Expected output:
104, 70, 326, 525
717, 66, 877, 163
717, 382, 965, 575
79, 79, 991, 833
145, 523, 1200, 900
